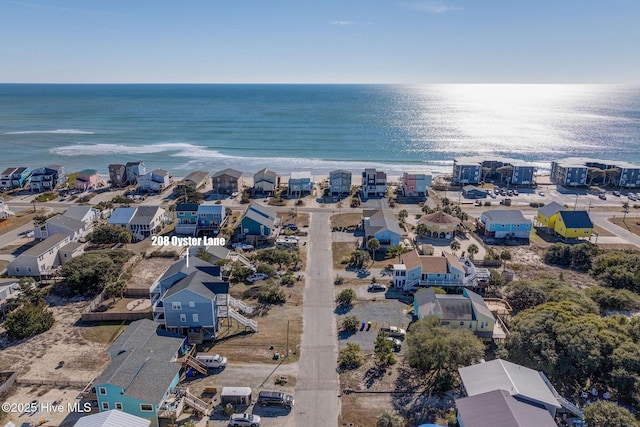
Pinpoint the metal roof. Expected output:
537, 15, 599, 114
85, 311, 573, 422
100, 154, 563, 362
22, 233, 69, 256
482, 210, 529, 224
74, 409, 151, 427
63, 205, 96, 222
558, 210, 593, 229
537, 202, 564, 218
108, 207, 137, 225
130, 206, 164, 225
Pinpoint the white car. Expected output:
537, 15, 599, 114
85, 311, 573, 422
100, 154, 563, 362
247, 273, 269, 283
230, 413, 261, 427
539, 191, 545, 196
380, 326, 407, 338
195, 353, 227, 368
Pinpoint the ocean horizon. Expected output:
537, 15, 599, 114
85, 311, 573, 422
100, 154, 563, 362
1, 83, 639, 177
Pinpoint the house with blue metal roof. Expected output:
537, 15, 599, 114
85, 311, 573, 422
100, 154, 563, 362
553, 210, 593, 240
239, 203, 278, 242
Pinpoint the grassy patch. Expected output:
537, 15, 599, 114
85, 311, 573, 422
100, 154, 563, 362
609, 216, 640, 237
331, 213, 362, 229
280, 211, 310, 227
78, 322, 127, 344
35, 192, 59, 202
593, 224, 615, 237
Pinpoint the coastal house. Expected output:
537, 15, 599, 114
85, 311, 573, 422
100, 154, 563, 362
329, 169, 352, 197
74, 169, 99, 191
175, 203, 199, 236
535, 202, 565, 230
92, 319, 188, 427
29, 165, 65, 192
509, 160, 537, 185
550, 159, 588, 187
361, 168, 387, 198
178, 170, 210, 191
33, 214, 91, 241
239, 203, 278, 243
108, 164, 128, 188
478, 210, 532, 239
413, 288, 496, 338
392, 249, 481, 290
211, 168, 243, 195
150, 257, 238, 341
1, 167, 32, 189
0, 198, 15, 220
452, 158, 482, 186
0, 168, 16, 189
63, 205, 99, 224
125, 161, 146, 185
458, 359, 562, 418
461, 185, 487, 199
288, 171, 313, 196
0, 278, 20, 318
401, 171, 432, 197
6, 233, 72, 277
455, 389, 557, 427
417, 211, 460, 239
618, 161, 640, 188
253, 168, 280, 194
108, 206, 170, 241
553, 210, 593, 240
138, 169, 171, 192
362, 207, 401, 247
196, 205, 226, 236
74, 410, 151, 427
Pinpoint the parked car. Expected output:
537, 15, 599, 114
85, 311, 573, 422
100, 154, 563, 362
368, 283, 387, 292
539, 191, 545, 196
474, 200, 482, 206
256, 390, 295, 410
284, 223, 298, 231
386, 337, 402, 351
195, 353, 227, 369
629, 194, 637, 201
380, 326, 406, 339
513, 189, 519, 196
613, 190, 621, 196
599, 193, 607, 200
232, 243, 254, 251
247, 273, 269, 283
230, 413, 261, 427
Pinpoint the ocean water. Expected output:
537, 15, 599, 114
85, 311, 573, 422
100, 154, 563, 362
0, 84, 639, 177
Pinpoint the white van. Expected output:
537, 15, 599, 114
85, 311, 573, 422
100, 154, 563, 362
195, 353, 227, 368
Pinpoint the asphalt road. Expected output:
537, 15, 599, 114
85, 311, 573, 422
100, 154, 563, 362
295, 211, 340, 426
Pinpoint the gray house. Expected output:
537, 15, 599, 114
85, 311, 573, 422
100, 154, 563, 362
6, 233, 72, 277
329, 169, 352, 196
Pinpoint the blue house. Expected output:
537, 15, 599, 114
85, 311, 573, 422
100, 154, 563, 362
239, 203, 277, 242
288, 171, 313, 196
362, 207, 402, 247
196, 205, 226, 236
93, 319, 187, 427
150, 257, 231, 342
29, 165, 65, 192
175, 203, 199, 235
479, 210, 532, 239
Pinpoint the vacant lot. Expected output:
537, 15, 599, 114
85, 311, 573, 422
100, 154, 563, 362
125, 255, 176, 291
331, 213, 362, 229
609, 216, 640, 236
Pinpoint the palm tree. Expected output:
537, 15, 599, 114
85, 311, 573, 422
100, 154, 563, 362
467, 243, 479, 260
398, 209, 408, 223
377, 410, 405, 427
449, 239, 461, 255
415, 223, 429, 236
500, 249, 512, 271
367, 238, 380, 260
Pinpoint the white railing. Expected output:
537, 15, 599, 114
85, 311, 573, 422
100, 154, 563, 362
228, 296, 254, 314
183, 390, 209, 415
229, 308, 258, 332
539, 372, 583, 417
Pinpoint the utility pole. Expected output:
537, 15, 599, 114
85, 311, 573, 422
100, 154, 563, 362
574, 193, 578, 211
285, 320, 290, 359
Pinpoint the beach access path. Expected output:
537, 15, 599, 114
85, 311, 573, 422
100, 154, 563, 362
295, 211, 341, 426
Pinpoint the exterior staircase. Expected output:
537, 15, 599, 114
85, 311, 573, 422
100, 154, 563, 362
185, 355, 208, 376
539, 372, 583, 418
183, 389, 210, 416
229, 308, 258, 332
229, 295, 254, 314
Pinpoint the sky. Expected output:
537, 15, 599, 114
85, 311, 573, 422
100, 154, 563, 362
1, 0, 639, 84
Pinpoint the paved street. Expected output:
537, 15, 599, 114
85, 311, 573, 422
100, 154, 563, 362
295, 211, 340, 426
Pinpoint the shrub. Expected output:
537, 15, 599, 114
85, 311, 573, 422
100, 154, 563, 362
280, 272, 296, 287
4, 303, 55, 340
339, 343, 364, 370
334, 275, 345, 285
337, 288, 356, 306
88, 225, 133, 244
342, 315, 360, 332
256, 263, 276, 277
258, 284, 286, 304
35, 192, 58, 202
529, 202, 545, 208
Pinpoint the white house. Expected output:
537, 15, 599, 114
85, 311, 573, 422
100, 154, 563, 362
138, 169, 171, 192
393, 249, 481, 290
7, 233, 72, 277
108, 206, 170, 241
362, 168, 387, 198
253, 168, 280, 194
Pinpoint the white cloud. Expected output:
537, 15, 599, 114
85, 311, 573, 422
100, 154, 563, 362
330, 20, 356, 26
400, 1, 460, 14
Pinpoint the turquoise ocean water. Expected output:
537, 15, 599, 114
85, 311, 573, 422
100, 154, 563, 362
0, 84, 639, 176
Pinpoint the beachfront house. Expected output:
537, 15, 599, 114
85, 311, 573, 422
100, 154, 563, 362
392, 249, 479, 290
108, 206, 170, 241
92, 319, 188, 427
108, 164, 128, 188
535, 202, 565, 230
29, 165, 65, 192
138, 169, 171, 192
1, 167, 32, 189
288, 171, 313, 196
417, 211, 460, 239
196, 205, 226, 236
553, 210, 594, 240
509, 160, 537, 185
6, 233, 72, 277
211, 168, 243, 195
175, 203, 199, 236
452, 158, 482, 186
253, 168, 281, 194
618, 162, 640, 188
401, 171, 432, 197
413, 288, 495, 338
458, 359, 562, 418
461, 185, 487, 199
0, 168, 16, 189
455, 389, 557, 427
329, 169, 352, 197
125, 161, 146, 185
550, 159, 588, 187
362, 207, 401, 247
478, 210, 532, 239
74, 169, 99, 191
361, 168, 387, 198
239, 203, 278, 243
178, 170, 210, 191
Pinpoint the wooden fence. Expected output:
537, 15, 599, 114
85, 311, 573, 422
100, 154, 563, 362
16, 377, 88, 388
81, 311, 152, 322
0, 371, 17, 394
